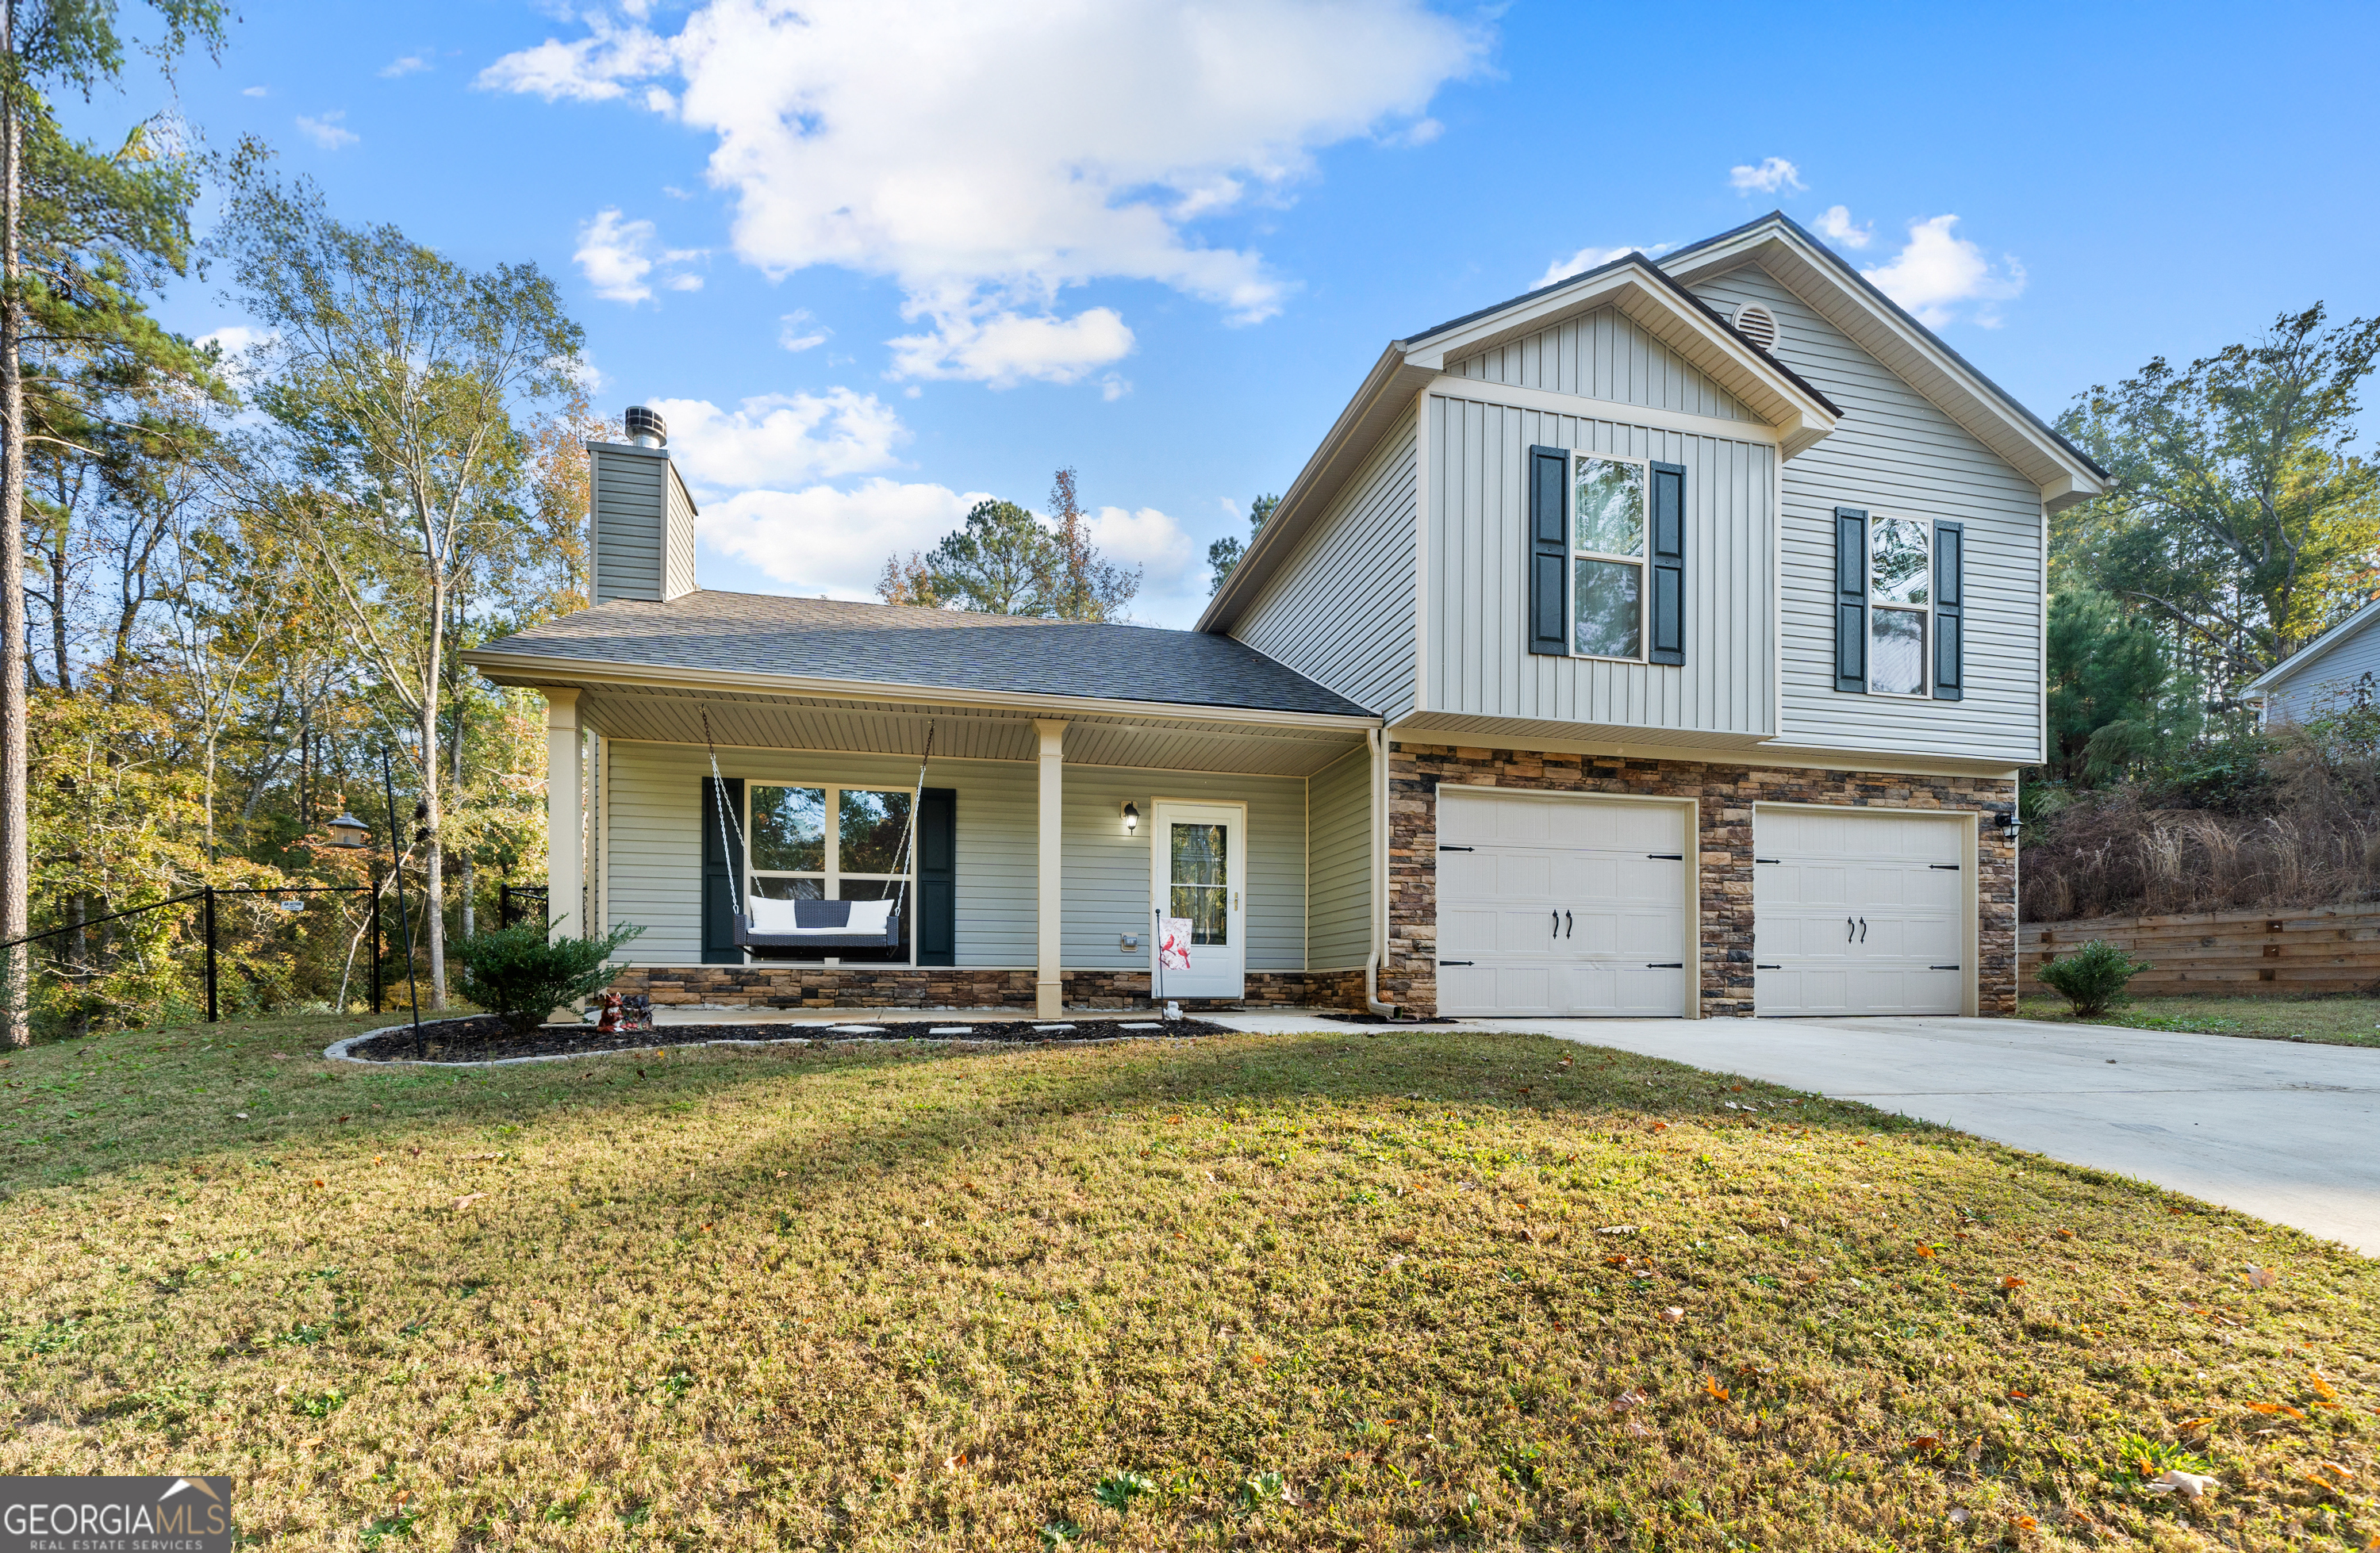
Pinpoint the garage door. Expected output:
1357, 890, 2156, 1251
1437, 790, 1690, 1018
1753, 808, 1964, 1016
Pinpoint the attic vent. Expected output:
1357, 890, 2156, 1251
1732, 304, 1779, 354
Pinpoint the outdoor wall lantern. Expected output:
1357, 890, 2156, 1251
324, 813, 372, 849
1122, 801, 1140, 835
1989, 808, 2021, 841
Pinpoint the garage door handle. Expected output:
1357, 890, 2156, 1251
1846, 916, 1856, 942
1860, 917, 1868, 942
1564, 911, 1573, 938
1551, 911, 1560, 938
1438, 960, 1474, 967
1755, 857, 1780, 865
1928, 863, 1960, 871
1645, 853, 1683, 860
1930, 964, 1960, 970
1439, 844, 1475, 852
1756, 963, 1780, 969
1645, 962, 1684, 968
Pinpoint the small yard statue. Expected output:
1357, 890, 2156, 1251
593, 992, 655, 1033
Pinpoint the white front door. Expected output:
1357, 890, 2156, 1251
1753, 807, 1966, 1016
1149, 802, 1246, 1001
1435, 789, 1691, 1018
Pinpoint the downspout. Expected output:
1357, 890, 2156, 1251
1362, 727, 1397, 1018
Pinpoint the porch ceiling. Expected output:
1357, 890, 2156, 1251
569, 681, 1368, 778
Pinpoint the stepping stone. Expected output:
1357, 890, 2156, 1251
1031, 1023, 1077, 1032
928, 1026, 973, 1035
828, 1024, 886, 1033
1120, 1022, 1162, 1030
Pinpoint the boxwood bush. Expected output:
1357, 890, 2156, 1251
455, 923, 645, 1034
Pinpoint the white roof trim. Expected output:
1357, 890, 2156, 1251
1197, 255, 1838, 635
1658, 215, 2109, 511
2240, 595, 2380, 692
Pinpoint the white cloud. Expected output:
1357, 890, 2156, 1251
1861, 214, 2026, 328
294, 111, 358, 151
1814, 204, 1871, 250
887, 298, 1134, 388
778, 309, 831, 352
241, 85, 268, 98
645, 390, 907, 491
700, 479, 983, 600
379, 54, 432, 78
1534, 242, 1670, 290
480, 0, 1488, 385
198, 324, 273, 358
573, 208, 704, 304
1728, 156, 1803, 195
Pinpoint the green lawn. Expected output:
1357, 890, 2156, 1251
4, 1014, 2377, 1550
2019, 994, 2380, 1049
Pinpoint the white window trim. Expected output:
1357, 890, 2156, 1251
1569, 451, 1649, 665
1868, 516, 1934, 700
746, 782, 914, 901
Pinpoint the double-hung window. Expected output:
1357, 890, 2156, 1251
1868, 516, 1931, 697
1571, 453, 1646, 661
747, 784, 913, 903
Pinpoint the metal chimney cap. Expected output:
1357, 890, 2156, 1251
624, 405, 668, 448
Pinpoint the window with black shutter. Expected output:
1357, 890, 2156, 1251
1526, 445, 1568, 656
1833, 507, 1868, 693
700, 776, 744, 964
1933, 520, 1964, 700
1647, 460, 1686, 665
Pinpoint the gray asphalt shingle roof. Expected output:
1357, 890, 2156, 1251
467, 589, 1373, 718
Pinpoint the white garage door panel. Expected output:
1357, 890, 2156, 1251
1437, 790, 1689, 1018
1754, 808, 1965, 1017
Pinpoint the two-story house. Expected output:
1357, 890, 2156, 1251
462, 212, 2106, 1022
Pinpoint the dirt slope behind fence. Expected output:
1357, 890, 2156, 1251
2021, 903, 2380, 997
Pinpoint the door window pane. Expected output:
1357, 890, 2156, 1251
1871, 607, 1926, 696
750, 786, 826, 872
839, 789, 913, 874
752, 876, 823, 901
1169, 823, 1228, 945
1572, 559, 1642, 659
1573, 456, 1645, 556
1871, 517, 1930, 606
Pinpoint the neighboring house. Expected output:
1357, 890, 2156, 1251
2240, 597, 2380, 726
462, 211, 2107, 1022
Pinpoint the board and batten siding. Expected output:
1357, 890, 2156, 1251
1305, 745, 1372, 968
598, 742, 1308, 972
1691, 265, 2045, 765
1448, 304, 1756, 423
2261, 619, 2380, 724
1234, 420, 1418, 718
1425, 388, 1775, 734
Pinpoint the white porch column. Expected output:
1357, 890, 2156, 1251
1035, 718, 1067, 1018
545, 689, 582, 942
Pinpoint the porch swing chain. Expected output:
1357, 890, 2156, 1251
701, 706, 933, 928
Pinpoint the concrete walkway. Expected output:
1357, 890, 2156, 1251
1457, 1015, 2380, 1256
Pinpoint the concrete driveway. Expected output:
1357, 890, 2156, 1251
1463, 1015, 2380, 1256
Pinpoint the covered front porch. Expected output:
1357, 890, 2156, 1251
527, 674, 1384, 1018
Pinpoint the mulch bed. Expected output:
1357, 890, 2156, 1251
343, 1014, 1238, 1064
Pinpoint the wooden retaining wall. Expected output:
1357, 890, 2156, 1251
2021, 904, 2380, 997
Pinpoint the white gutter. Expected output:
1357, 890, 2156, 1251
1362, 727, 1396, 1018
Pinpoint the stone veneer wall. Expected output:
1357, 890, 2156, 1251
602, 964, 1370, 1014
1384, 742, 2017, 1019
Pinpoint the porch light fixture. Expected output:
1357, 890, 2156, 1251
1990, 808, 2021, 841
1122, 801, 1140, 835
324, 813, 371, 849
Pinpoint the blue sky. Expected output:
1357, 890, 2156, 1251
98, 0, 2380, 627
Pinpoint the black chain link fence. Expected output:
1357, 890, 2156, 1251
3, 884, 393, 1040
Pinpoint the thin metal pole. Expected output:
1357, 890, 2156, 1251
382, 747, 424, 1056
370, 875, 382, 1014
203, 886, 218, 1024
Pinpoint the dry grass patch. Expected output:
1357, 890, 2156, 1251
4, 1014, 2378, 1550
2019, 994, 2380, 1049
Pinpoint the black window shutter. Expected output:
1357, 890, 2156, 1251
1647, 460, 1687, 666
700, 776, 743, 964
1833, 507, 1868, 693
1526, 443, 1569, 656
1932, 520, 1964, 700
916, 786, 957, 966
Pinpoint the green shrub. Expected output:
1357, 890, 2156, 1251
454, 923, 645, 1034
2036, 938, 2149, 1017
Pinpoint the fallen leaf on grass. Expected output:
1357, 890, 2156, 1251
1660, 1307, 1684, 1324
1611, 1390, 1646, 1411
453, 1193, 486, 1210
2144, 1470, 2218, 1499
1623, 1418, 1655, 1438
2178, 1417, 2212, 1431
2000, 1276, 2026, 1290
2013, 1513, 2037, 1528
2248, 1402, 2305, 1420
1948, 1508, 1970, 1526
2056, 1228, 2076, 1239
2309, 1370, 2339, 1401
1595, 1225, 1636, 1235
2245, 1265, 2278, 1289
1701, 1377, 1729, 1401
2316, 1460, 2355, 1481
1914, 1244, 1937, 1258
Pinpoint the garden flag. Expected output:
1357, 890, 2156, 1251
1157, 917, 1193, 972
